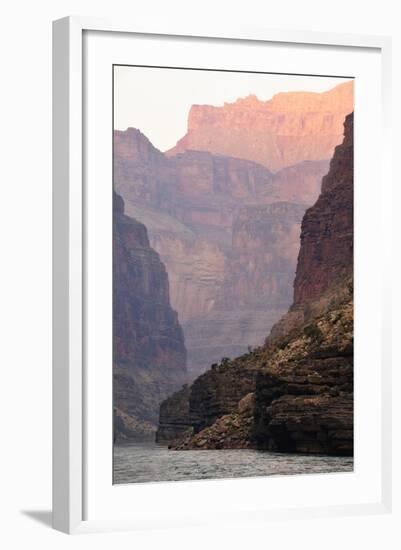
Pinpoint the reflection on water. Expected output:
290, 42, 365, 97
113, 442, 353, 484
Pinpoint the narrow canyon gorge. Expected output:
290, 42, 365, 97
157, 112, 354, 455
114, 80, 353, 381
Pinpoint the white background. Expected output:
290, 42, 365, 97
0, 0, 399, 548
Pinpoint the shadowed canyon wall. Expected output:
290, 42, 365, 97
267, 112, 354, 342
113, 192, 187, 440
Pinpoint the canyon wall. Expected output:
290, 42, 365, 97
158, 113, 354, 455
114, 128, 329, 379
268, 112, 354, 342
114, 82, 352, 381
217, 202, 306, 310
167, 81, 353, 171
183, 201, 305, 377
252, 113, 354, 454
113, 192, 187, 440
292, 112, 354, 307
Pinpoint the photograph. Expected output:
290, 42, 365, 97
112, 65, 354, 484
1, 1, 396, 544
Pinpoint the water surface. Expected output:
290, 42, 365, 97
114, 442, 353, 484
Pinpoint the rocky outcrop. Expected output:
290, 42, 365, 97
162, 113, 354, 455
113, 192, 187, 440
188, 356, 259, 433
253, 293, 353, 455
156, 385, 192, 445
176, 393, 256, 450
167, 82, 353, 171
156, 353, 259, 445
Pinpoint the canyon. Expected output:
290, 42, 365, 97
114, 80, 353, 383
113, 192, 187, 441
157, 112, 354, 455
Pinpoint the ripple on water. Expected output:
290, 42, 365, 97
113, 442, 353, 484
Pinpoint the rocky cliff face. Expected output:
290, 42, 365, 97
114, 127, 330, 379
113, 192, 187, 440
268, 113, 354, 342
167, 81, 353, 171
252, 113, 354, 454
293, 113, 354, 307
114, 130, 277, 325
158, 113, 354, 455
217, 202, 306, 310
253, 291, 353, 455
175, 291, 353, 454
271, 160, 330, 206
157, 353, 260, 446
183, 202, 305, 377
156, 385, 192, 445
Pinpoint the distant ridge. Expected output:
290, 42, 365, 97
166, 81, 353, 171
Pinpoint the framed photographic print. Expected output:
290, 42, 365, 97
52, 17, 392, 534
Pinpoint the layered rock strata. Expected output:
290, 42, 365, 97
113, 192, 187, 440
114, 128, 330, 378
157, 352, 260, 445
158, 113, 354, 455
268, 112, 354, 342
167, 81, 353, 171
184, 202, 306, 377
253, 291, 353, 455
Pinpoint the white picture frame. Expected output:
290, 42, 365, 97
52, 16, 392, 534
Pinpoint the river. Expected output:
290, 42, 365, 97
113, 442, 353, 484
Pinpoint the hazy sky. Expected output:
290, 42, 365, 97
114, 65, 352, 152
